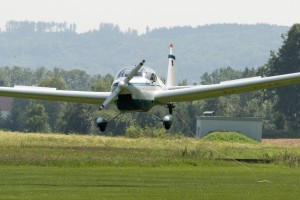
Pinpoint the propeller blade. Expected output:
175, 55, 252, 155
99, 87, 121, 110
99, 60, 145, 110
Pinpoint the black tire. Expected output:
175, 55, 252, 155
99, 126, 106, 132
164, 124, 171, 130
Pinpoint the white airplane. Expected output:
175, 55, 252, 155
1, 44, 300, 132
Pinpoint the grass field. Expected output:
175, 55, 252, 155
0, 131, 299, 199
0, 165, 300, 200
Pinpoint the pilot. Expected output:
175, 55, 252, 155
150, 73, 157, 82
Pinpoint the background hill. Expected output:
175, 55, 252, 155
0, 21, 288, 83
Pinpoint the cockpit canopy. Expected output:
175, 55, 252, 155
115, 66, 157, 81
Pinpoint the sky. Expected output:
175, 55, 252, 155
0, 0, 299, 33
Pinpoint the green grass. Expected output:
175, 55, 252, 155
0, 131, 299, 167
0, 131, 300, 199
0, 165, 299, 200
203, 131, 258, 144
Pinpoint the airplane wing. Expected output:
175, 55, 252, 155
154, 72, 300, 104
0, 86, 111, 104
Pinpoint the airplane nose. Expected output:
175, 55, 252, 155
118, 80, 128, 89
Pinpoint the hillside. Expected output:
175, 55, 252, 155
0, 21, 288, 82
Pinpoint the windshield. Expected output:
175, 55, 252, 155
116, 67, 132, 78
116, 66, 157, 81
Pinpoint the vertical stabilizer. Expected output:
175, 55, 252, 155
166, 43, 176, 87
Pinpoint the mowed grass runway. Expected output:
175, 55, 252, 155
1, 165, 300, 200
0, 131, 299, 199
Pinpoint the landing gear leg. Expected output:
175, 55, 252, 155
167, 103, 175, 114
151, 112, 173, 130
162, 103, 175, 130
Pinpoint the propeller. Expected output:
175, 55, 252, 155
99, 60, 145, 110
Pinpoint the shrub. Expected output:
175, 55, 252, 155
202, 131, 258, 144
125, 125, 143, 138
125, 125, 167, 138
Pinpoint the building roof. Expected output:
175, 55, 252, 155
197, 116, 262, 122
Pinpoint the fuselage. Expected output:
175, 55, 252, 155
112, 66, 166, 112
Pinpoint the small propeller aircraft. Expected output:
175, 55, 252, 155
1, 44, 300, 131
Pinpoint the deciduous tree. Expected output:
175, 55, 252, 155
24, 104, 50, 133
260, 24, 300, 130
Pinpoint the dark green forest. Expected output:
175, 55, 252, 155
0, 21, 300, 137
0, 21, 288, 83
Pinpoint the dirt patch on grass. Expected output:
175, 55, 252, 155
262, 139, 300, 147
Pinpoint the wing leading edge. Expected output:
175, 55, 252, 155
154, 72, 300, 104
0, 86, 111, 104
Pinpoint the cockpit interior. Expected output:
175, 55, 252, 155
116, 66, 157, 82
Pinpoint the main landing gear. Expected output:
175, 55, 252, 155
96, 113, 122, 132
96, 104, 176, 132
152, 103, 175, 130
162, 115, 172, 130
96, 117, 108, 132
97, 113, 173, 132
162, 103, 175, 130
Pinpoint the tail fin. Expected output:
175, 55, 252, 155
166, 43, 176, 87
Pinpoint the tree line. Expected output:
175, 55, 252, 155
5, 21, 77, 33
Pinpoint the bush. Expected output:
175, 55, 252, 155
125, 125, 167, 138
125, 125, 143, 138
202, 131, 258, 144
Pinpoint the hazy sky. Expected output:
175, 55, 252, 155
1, 0, 299, 33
